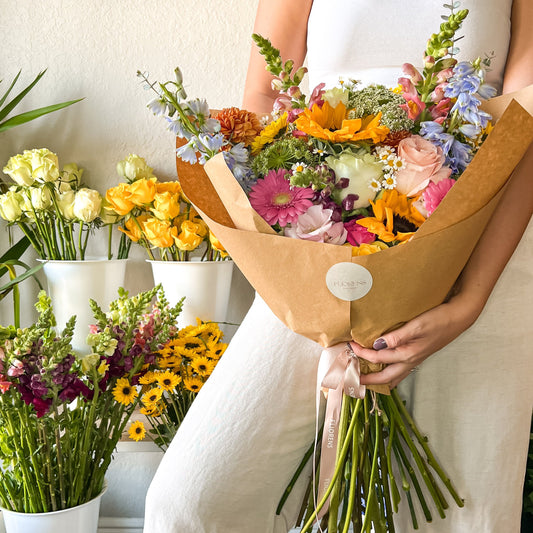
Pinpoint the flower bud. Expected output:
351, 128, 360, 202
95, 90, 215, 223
116, 154, 154, 182
57, 190, 76, 220
174, 67, 183, 85
0, 190, 23, 221
30, 186, 53, 210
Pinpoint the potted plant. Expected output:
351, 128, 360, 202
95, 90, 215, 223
0, 286, 181, 532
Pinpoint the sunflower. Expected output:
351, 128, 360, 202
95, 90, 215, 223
112, 378, 138, 405
190, 322, 223, 345
156, 370, 180, 391
183, 376, 204, 393
164, 337, 206, 358
357, 190, 426, 243
157, 354, 182, 370
140, 404, 165, 417
206, 343, 228, 361
128, 420, 146, 442
142, 387, 164, 406
191, 356, 216, 377
295, 102, 389, 144
139, 371, 158, 385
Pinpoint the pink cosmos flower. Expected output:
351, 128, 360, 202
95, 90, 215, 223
344, 217, 376, 246
422, 177, 455, 216
285, 204, 347, 244
249, 169, 314, 227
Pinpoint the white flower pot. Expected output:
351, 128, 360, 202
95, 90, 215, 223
40, 259, 127, 354
149, 260, 234, 328
1, 484, 106, 533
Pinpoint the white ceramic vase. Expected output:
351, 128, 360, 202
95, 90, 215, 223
148, 259, 234, 329
0, 485, 106, 533
41, 259, 127, 354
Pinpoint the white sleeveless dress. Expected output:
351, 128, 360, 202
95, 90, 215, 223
144, 1, 532, 532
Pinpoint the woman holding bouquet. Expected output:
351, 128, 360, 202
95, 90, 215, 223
145, 1, 533, 531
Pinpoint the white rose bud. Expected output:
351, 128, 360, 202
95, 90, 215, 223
29, 186, 53, 210
57, 190, 76, 220
28, 148, 60, 183
3, 153, 34, 186
116, 154, 154, 182
73, 188, 102, 222
0, 190, 23, 221
60, 162, 84, 190
326, 152, 383, 209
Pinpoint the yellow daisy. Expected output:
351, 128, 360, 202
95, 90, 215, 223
112, 378, 138, 406
128, 420, 146, 442
191, 356, 216, 377
142, 387, 164, 406
183, 376, 204, 393
250, 112, 288, 155
156, 370, 180, 391
139, 371, 158, 385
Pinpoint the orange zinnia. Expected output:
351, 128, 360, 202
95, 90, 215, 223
295, 101, 390, 144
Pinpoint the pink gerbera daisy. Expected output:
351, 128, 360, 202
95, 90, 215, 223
249, 169, 314, 227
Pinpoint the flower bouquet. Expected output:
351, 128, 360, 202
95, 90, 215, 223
153, 4, 533, 532
105, 153, 228, 262
1, 148, 111, 260
0, 286, 182, 514
127, 319, 227, 450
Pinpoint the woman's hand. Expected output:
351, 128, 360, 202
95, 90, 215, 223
355, 290, 482, 389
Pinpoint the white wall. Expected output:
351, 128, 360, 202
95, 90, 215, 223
0, 0, 260, 325
0, 0, 260, 520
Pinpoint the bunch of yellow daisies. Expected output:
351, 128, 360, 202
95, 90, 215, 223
128, 319, 227, 449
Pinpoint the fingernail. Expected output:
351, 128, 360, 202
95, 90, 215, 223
373, 338, 387, 351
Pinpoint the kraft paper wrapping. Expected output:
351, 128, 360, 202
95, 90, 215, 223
176, 86, 533, 355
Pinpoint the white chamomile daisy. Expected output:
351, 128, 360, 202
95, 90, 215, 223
382, 174, 397, 190
291, 161, 307, 173
369, 177, 383, 192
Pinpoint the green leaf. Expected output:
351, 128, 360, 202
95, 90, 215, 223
0, 98, 84, 133
0, 236, 31, 279
0, 70, 47, 122
0, 70, 22, 108
0, 260, 44, 298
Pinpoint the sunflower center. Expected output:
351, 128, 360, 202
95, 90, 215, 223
393, 215, 418, 234
273, 192, 291, 206
122, 387, 131, 395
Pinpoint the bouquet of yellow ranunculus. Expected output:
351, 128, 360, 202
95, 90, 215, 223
104, 154, 228, 261
1, 148, 110, 260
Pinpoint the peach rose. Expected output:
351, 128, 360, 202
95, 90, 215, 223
395, 135, 451, 197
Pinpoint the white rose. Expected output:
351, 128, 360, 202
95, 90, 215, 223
323, 87, 349, 108
73, 188, 102, 222
3, 153, 34, 186
116, 154, 154, 182
326, 152, 383, 209
57, 190, 76, 220
0, 190, 23, 221
29, 186, 53, 210
28, 148, 60, 183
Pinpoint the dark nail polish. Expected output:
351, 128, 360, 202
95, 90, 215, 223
373, 338, 387, 350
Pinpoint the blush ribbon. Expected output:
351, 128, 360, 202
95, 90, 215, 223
314, 342, 366, 520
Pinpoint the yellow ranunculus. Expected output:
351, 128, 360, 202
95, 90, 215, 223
151, 191, 181, 220
128, 178, 157, 206
106, 183, 135, 216
174, 220, 203, 251
142, 217, 177, 248
119, 213, 149, 242
209, 231, 228, 257
155, 181, 182, 196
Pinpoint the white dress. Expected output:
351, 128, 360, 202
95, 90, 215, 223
144, 1, 532, 532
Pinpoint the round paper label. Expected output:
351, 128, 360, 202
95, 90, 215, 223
326, 262, 373, 301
